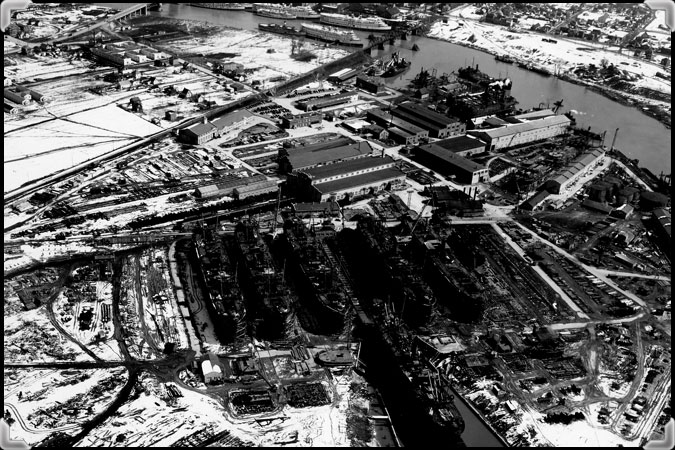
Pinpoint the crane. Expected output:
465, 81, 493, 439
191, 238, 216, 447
410, 201, 430, 236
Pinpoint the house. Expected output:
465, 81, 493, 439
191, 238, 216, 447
414, 87, 430, 100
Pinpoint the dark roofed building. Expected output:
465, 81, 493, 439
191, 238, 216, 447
393, 101, 466, 138
181, 121, 217, 144
311, 167, 406, 202
280, 140, 374, 174
651, 208, 671, 257
414, 143, 489, 184
292, 201, 341, 218
520, 190, 550, 211
366, 108, 428, 143
355, 75, 383, 94
426, 135, 486, 157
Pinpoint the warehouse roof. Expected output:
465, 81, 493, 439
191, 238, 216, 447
520, 189, 550, 210
514, 108, 556, 121
397, 101, 458, 127
470, 115, 571, 139
416, 144, 486, 173
184, 122, 217, 138
234, 179, 278, 193
288, 141, 373, 170
390, 107, 449, 132
368, 108, 426, 135
420, 135, 485, 154
212, 109, 252, 130
313, 167, 405, 194
388, 126, 414, 138
301, 156, 395, 180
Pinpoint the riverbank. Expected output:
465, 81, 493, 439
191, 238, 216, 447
448, 383, 510, 447
425, 20, 671, 129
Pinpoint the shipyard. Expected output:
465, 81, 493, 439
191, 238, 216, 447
3, 2, 671, 449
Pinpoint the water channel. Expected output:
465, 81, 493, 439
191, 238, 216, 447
110, 3, 672, 174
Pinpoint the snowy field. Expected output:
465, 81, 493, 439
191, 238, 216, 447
5, 54, 99, 83
4, 104, 161, 192
430, 8, 671, 97
4, 368, 128, 448
163, 29, 351, 82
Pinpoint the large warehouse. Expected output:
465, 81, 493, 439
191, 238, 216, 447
366, 108, 429, 144
296, 91, 359, 111
423, 135, 486, 157
468, 114, 571, 152
291, 156, 406, 202
414, 143, 489, 185
392, 101, 466, 138
544, 148, 605, 194
279, 140, 375, 173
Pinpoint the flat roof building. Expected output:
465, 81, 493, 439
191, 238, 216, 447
311, 167, 406, 202
355, 75, 384, 94
393, 101, 465, 138
468, 114, 571, 152
296, 91, 359, 111
281, 111, 323, 129
366, 108, 428, 144
425, 135, 486, 157
327, 68, 359, 83
280, 140, 374, 174
181, 121, 218, 145
414, 143, 489, 185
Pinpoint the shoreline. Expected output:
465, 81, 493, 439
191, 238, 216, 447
422, 33, 671, 129
447, 383, 511, 447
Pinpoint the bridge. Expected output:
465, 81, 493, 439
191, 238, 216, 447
50, 3, 159, 44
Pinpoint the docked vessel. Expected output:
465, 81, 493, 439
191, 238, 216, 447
366, 59, 386, 77
279, 218, 348, 333
256, 5, 296, 20
190, 3, 247, 10
233, 220, 293, 341
301, 22, 362, 46
320, 13, 392, 31
494, 54, 515, 64
259, 22, 305, 37
335, 216, 465, 442
288, 5, 320, 19
381, 51, 411, 78
195, 227, 247, 344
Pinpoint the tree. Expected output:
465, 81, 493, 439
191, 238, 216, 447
600, 57, 609, 69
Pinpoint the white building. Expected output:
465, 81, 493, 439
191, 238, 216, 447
201, 359, 223, 383
468, 115, 571, 152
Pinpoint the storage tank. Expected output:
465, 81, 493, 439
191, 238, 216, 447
623, 186, 640, 202
639, 191, 669, 210
588, 184, 608, 202
603, 176, 622, 194
614, 193, 627, 206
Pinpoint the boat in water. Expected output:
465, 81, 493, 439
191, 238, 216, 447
288, 5, 320, 20
190, 3, 247, 10
259, 22, 305, 37
320, 12, 391, 31
301, 22, 362, 46
494, 54, 515, 64
366, 59, 386, 77
256, 5, 297, 20
233, 219, 293, 341
381, 51, 411, 78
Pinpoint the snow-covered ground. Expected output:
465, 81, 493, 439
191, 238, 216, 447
4, 367, 128, 448
163, 29, 351, 83
429, 9, 671, 100
4, 104, 162, 192
4, 306, 95, 363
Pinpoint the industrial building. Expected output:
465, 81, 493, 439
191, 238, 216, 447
194, 174, 270, 199
544, 148, 605, 194
281, 111, 323, 129
292, 201, 341, 218
520, 189, 551, 211
181, 110, 254, 144
233, 179, 278, 200
327, 68, 359, 83
296, 91, 359, 111
355, 75, 384, 94
423, 135, 486, 157
91, 41, 166, 67
392, 101, 466, 138
201, 353, 224, 384
279, 140, 375, 174
468, 114, 571, 152
366, 108, 429, 144
291, 156, 406, 202
181, 121, 218, 145
414, 142, 489, 184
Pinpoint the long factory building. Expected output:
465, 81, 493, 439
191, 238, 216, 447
413, 135, 489, 185
468, 114, 571, 152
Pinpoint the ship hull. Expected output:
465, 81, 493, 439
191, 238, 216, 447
258, 23, 305, 37
382, 62, 411, 78
320, 14, 391, 31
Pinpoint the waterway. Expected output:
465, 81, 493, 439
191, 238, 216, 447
96, 3, 670, 173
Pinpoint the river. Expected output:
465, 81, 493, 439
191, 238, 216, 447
95, 3, 670, 173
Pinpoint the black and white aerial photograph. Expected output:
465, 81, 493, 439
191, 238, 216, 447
3, 1, 672, 448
